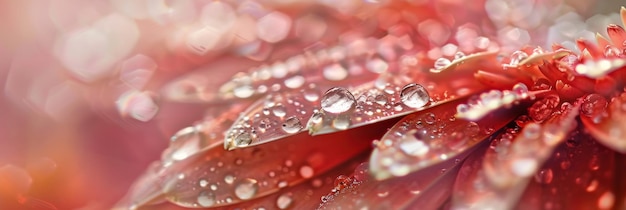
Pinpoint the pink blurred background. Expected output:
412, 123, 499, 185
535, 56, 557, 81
0, 0, 619, 209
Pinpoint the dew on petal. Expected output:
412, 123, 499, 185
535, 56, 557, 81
282, 116, 303, 134
234, 178, 259, 200
276, 193, 293, 209
197, 191, 216, 207
400, 83, 430, 109
321, 87, 356, 114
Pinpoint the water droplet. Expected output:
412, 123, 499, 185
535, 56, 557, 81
433, 58, 451, 71
234, 85, 255, 98
284, 76, 305, 89
374, 94, 388, 105
299, 165, 314, 179
332, 114, 351, 130
272, 104, 287, 117
423, 113, 436, 124
276, 193, 293, 209
400, 83, 430, 108
234, 178, 259, 200
199, 179, 209, 187
323, 63, 348, 81
534, 169, 553, 184
321, 87, 356, 114
197, 191, 216, 207
282, 116, 303, 134
512, 83, 529, 98
509, 51, 529, 66
233, 133, 254, 147
224, 174, 235, 184
581, 94, 608, 117
454, 52, 466, 60
303, 87, 320, 102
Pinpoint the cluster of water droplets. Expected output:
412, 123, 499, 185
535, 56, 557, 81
224, 86, 320, 150
456, 83, 530, 121
218, 35, 413, 101
306, 79, 432, 135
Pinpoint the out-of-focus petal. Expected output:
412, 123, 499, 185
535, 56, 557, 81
154, 119, 396, 208
581, 93, 626, 153
452, 102, 579, 209
515, 130, 617, 210
369, 96, 519, 180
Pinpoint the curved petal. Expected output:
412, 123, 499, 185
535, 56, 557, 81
318, 143, 481, 210
155, 119, 397, 208
307, 52, 494, 136
515, 130, 617, 210
369, 96, 520, 180
581, 93, 626, 153
451, 102, 580, 209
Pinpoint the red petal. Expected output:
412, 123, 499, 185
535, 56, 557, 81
452, 102, 579, 209
581, 93, 626, 153
516, 129, 617, 210
153, 119, 396, 208
369, 95, 519, 180
318, 146, 478, 209
607, 24, 626, 49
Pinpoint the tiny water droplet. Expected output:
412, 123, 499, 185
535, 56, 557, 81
321, 87, 356, 114
512, 83, 529, 98
400, 83, 430, 108
234, 178, 259, 200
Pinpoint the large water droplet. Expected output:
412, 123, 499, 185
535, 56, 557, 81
321, 87, 356, 114
400, 83, 430, 108
234, 178, 259, 200
282, 116, 303, 134
197, 191, 216, 207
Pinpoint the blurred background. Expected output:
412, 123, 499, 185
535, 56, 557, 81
0, 0, 622, 209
